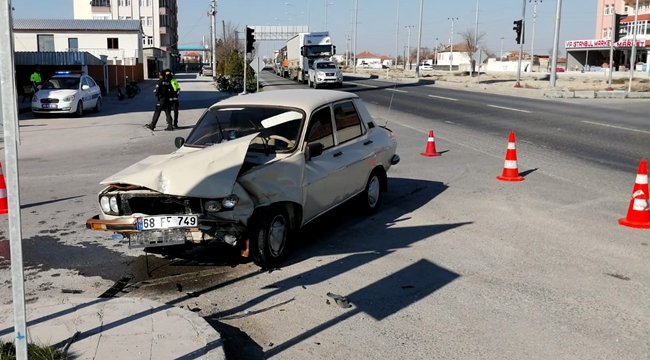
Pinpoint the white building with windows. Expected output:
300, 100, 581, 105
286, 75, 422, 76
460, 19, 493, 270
72, 0, 179, 68
12, 19, 143, 65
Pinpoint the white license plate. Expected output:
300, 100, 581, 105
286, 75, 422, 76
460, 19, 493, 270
137, 215, 198, 231
42, 104, 57, 109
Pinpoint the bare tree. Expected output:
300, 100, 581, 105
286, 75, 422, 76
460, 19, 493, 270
459, 28, 487, 72
215, 20, 257, 72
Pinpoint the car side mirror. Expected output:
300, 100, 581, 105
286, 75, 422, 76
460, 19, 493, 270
306, 142, 324, 160
174, 137, 185, 148
81, 85, 90, 90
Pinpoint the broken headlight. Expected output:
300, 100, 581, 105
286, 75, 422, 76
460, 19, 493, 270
222, 195, 239, 209
204, 200, 222, 213
100, 195, 119, 215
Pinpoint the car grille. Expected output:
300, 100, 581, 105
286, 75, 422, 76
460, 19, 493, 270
326, 73, 335, 76
119, 193, 203, 216
40, 98, 59, 103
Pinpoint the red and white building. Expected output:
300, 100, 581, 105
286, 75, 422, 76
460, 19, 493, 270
566, 0, 650, 72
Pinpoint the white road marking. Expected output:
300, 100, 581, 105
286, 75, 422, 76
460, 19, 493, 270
486, 104, 531, 113
385, 88, 408, 93
428, 95, 458, 101
582, 121, 650, 134
347, 82, 378, 88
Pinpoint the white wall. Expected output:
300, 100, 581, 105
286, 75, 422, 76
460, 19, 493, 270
437, 51, 471, 66
14, 31, 143, 63
356, 58, 382, 69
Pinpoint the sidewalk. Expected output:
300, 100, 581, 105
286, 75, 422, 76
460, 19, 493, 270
0, 297, 225, 360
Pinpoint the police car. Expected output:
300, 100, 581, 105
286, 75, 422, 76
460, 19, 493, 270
31, 71, 102, 117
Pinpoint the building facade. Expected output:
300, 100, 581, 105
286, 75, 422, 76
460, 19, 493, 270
566, 0, 650, 72
13, 19, 143, 65
72, 0, 179, 69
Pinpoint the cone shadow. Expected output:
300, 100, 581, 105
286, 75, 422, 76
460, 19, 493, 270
518, 168, 539, 178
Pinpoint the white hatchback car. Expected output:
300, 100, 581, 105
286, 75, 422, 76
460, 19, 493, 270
86, 89, 400, 268
31, 71, 102, 117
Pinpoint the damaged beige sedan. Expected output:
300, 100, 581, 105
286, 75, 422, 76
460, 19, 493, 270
86, 89, 400, 268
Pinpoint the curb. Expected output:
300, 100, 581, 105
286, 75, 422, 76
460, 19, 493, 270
543, 90, 650, 99
0, 297, 226, 360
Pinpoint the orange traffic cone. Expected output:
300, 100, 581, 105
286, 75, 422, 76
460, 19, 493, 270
420, 130, 441, 157
497, 131, 525, 182
618, 158, 650, 229
0, 161, 7, 214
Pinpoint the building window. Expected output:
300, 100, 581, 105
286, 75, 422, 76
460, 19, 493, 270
146, 16, 153, 26
93, 14, 112, 19
140, 16, 145, 25
119, 16, 131, 20
119, 0, 130, 6
142, 36, 153, 46
160, 14, 169, 27
604, 5, 612, 15
107, 38, 119, 49
37, 34, 54, 52
68, 38, 79, 50
140, 0, 151, 6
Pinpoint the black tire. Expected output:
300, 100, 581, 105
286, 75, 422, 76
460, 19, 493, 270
359, 169, 383, 214
93, 97, 102, 112
32, 112, 43, 118
74, 101, 83, 117
250, 205, 290, 268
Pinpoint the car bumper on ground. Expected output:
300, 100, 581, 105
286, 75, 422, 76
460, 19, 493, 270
316, 76, 343, 86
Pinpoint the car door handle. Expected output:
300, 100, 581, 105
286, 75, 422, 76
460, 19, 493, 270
363, 140, 373, 145
333, 151, 343, 157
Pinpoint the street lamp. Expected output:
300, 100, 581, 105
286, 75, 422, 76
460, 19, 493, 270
405, 25, 414, 69
529, 0, 542, 72
500, 37, 504, 59
448, 17, 458, 72
286, 1, 310, 29
415, 0, 424, 78
325, 1, 334, 31
435, 37, 438, 65
395, 0, 400, 70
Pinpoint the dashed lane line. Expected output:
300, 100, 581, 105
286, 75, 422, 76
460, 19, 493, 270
486, 104, 531, 113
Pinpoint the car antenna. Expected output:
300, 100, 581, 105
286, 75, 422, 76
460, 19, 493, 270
383, 71, 399, 128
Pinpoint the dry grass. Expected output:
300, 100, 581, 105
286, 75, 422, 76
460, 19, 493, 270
0, 340, 68, 360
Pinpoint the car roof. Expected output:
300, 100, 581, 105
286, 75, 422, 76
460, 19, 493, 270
210, 89, 359, 114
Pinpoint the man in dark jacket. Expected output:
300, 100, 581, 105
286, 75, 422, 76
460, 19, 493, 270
144, 71, 175, 131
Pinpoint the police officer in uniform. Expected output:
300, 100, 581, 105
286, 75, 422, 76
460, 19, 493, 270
165, 69, 181, 129
29, 65, 42, 101
144, 71, 175, 131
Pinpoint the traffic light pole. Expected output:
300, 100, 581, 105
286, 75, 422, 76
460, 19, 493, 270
242, 26, 247, 95
515, 0, 527, 88
549, 0, 562, 88
607, 9, 615, 90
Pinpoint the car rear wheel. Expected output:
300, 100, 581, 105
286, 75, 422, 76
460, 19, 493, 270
75, 101, 83, 117
360, 169, 383, 214
93, 97, 102, 112
250, 205, 290, 268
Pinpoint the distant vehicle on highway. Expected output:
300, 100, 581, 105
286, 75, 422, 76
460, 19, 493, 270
86, 89, 400, 268
31, 71, 102, 118
420, 63, 433, 71
200, 65, 213, 77
308, 60, 343, 88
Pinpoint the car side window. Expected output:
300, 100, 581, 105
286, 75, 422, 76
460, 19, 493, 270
332, 100, 364, 144
80, 77, 89, 88
86, 77, 97, 87
305, 106, 335, 150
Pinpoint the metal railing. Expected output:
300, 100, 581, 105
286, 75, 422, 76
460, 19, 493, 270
91, 0, 111, 7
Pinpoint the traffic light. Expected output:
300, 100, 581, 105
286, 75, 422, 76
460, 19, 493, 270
245, 26, 255, 54
513, 19, 524, 44
613, 13, 626, 42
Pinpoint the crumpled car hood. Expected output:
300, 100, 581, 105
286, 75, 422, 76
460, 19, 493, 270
100, 132, 260, 198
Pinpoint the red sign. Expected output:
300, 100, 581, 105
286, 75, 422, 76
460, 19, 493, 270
565, 39, 645, 48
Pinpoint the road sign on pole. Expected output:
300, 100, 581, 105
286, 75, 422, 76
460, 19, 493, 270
0, 1, 28, 359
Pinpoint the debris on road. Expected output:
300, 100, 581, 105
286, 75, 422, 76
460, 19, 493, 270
326, 292, 352, 308
61, 289, 84, 294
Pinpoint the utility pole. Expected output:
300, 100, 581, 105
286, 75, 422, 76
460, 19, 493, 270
210, 0, 217, 74
0, 1, 28, 359
242, 27, 247, 95
325, 1, 333, 31
448, 18, 458, 72
405, 25, 413, 70
529, 0, 541, 72
435, 37, 438, 65
627, 0, 640, 93
345, 35, 351, 67
514, 0, 526, 87
549, 0, 562, 88
395, 0, 400, 69
606, 6, 616, 90
415, 0, 424, 78
473, 0, 480, 76
353, 0, 358, 73
500, 37, 504, 59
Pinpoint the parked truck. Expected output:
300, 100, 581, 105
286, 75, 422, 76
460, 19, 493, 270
286, 32, 336, 83
276, 46, 289, 78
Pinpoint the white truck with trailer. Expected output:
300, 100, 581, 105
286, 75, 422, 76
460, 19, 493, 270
286, 32, 336, 83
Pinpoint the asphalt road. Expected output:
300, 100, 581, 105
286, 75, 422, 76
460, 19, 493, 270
267, 70, 649, 175
0, 71, 648, 360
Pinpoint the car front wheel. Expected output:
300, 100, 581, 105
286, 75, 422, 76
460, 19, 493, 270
74, 101, 83, 117
250, 205, 290, 268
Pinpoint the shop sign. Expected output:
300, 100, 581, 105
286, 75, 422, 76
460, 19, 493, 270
565, 39, 645, 48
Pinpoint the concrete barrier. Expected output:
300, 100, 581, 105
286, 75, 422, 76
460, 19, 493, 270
596, 91, 626, 99
573, 91, 596, 99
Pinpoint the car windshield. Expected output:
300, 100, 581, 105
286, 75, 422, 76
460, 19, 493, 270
185, 106, 305, 153
41, 77, 80, 90
317, 62, 337, 69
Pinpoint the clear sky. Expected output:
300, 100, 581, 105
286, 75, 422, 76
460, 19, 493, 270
12, 0, 595, 58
